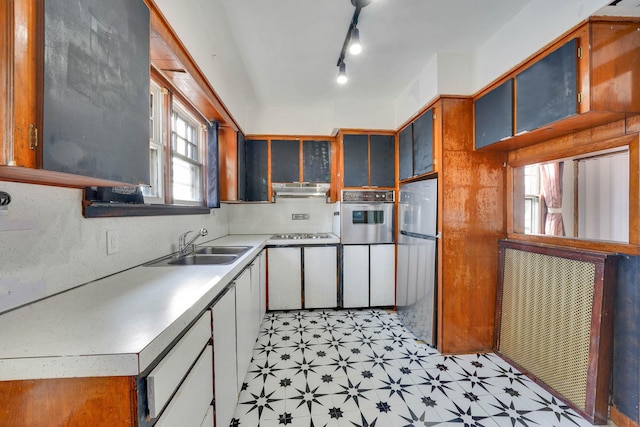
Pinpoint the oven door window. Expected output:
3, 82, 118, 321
352, 210, 385, 224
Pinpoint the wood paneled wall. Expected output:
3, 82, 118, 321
436, 97, 507, 354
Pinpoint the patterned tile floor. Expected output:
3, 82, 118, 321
231, 309, 595, 427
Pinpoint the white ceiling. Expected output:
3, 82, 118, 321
157, 0, 636, 134
215, 0, 531, 107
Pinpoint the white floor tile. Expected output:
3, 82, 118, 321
229, 309, 597, 427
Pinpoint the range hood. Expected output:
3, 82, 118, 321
272, 182, 330, 200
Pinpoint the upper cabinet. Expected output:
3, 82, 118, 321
243, 137, 333, 202
398, 109, 434, 181
342, 133, 395, 188
1, 0, 150, 186
474, 80, 513, 150
474, 17, 640, 151
245, 139, 268, 201
515, 38, 577, 134
271, 140, 300, 183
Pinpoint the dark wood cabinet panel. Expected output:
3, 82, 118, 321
474, 79, 513, 149
343, 134, 369, 187
246, 140, 268, 201
271, 140, 300, 183
516, 38, 577, 134
237, 132, 246, 200
412, 110, 434, 176
42, 0, 150, 185
370, 134, 395, 187
303, 140, 331, 183
399, 125, 413, 181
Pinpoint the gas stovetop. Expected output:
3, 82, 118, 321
271, 233, 332, 240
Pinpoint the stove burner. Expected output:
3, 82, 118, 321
271, 233, 331, 240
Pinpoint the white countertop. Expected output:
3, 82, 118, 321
0, 234, 274, 381
265, 233, 339, 246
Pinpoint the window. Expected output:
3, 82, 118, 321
516, 147, 630, 243
142, 79, 207, 206
171, 102, 204, 204
142, 81, 166, 203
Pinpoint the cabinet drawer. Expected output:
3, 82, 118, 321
155, 345, 213, 427
147, 312, 211, 418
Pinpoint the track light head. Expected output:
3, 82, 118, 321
337, 62, 348, 84
349, 27, 362, 55
351, 0, 373, 7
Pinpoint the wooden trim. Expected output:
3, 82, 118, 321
610, 405, 640, 427
218, 126, 238, 201
0, 0, 12, 166
507, 233, 640, 256
11, 0, 40, 169
0, 376, 138, 427
0, 165, 141, 188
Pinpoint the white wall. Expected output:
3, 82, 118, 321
153, 0, 259, 131
227, 198, 335, 235
393, 0, 611, 128
0, 181, 229, 313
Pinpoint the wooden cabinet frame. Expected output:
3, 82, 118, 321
473, 17, 640, 152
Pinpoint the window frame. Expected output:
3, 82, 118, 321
169, 99, 205, 205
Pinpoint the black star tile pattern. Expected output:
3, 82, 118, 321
231, 309, 594, 427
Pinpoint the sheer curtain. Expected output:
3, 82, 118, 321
540, 162, 564, 236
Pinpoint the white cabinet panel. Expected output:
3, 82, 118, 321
304, 246, 338, 309
212, 287, 238, 427
154, 345, 213, 427
235, 269, 256, 390
147, 312, 211, 418
370, 244, 396, 307
268, 247, 302, 310
200, 406, 213, 427
342, 245, 370, 308
258, 250, 267, 322
249, 261, 261, 337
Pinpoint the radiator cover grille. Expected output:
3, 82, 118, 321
495, 240, 618, 425
500, 248, 595, 408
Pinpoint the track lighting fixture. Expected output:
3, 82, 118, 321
349, 27, 362, 55
335, 0, 372, 84
337, 62, 348, 84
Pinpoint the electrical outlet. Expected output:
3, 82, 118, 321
292, 213, 310, 220
106, 230, 120, 255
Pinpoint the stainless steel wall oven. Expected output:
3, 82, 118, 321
340, 190, 395, 244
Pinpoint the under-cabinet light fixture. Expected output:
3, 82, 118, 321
335, 0, 373, 84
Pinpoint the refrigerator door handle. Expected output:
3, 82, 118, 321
400, 230, 440, 240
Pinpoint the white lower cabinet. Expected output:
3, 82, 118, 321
154, 344, 213, 427
212, 287, 238, 427
235, 268, 256, 391
370, 244, 396, 306
342, 245, 370, 308
304, 246, 338, 308
258, 250, 267, 321
343, 244, 395, 308
267, 247, 302, 310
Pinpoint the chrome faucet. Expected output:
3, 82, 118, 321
178, 228, 208, 255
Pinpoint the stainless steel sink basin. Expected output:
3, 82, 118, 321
194, 246, 250, 255
146, 253, 238, 266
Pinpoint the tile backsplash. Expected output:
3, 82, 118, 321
226, 198, 335, 235
0, 181, 229, 313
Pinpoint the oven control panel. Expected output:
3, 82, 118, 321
341, 190, 395, 202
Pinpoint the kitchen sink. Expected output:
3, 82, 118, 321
194, 246, 250, 255
146, 253, 238, 267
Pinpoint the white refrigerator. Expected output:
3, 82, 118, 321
396, 178, 438, 346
